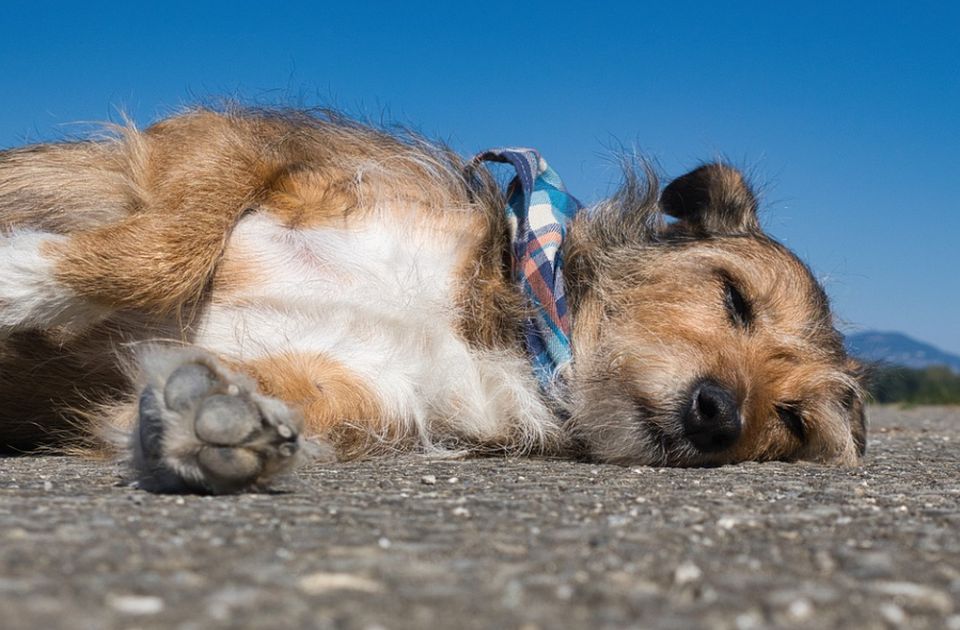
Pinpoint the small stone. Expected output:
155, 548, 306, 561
42, 480, 53, 492
879, 603, 907, 625
786, 597, 814, 621
452, 506, 471, 518
377, 537, 391, 549
872, 581, 952, 614
555, 584, 574, 600
298, 572, 383, 594
420, 475, 437, 485
735, 610, 764, 630
6, 528, 28, 540
106, 594, 164, 615
717, 516, 738, 530
447, 476, 459, 484
674, 561, 702, 585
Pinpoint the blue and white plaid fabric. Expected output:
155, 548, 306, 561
477, 148, 583, 386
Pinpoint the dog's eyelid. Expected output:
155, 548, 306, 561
775, 402, 807, 442
721, 275, 752, 328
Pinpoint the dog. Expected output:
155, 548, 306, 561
0, 108, 867, 493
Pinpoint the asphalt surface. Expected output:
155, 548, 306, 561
1, 406, 958, 630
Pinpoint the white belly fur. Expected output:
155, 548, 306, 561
194, 211, 556, 451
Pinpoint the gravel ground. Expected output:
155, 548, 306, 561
1, 405, 958, 629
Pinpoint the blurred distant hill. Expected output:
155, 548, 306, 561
846, 331, 960, 373
846, 332, 960, 404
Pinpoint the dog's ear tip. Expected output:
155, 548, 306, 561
661, 162, 759, 234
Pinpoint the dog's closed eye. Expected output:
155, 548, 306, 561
723, 277, 752, 328
775, 403, 806, 441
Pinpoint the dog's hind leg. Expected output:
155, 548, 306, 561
0, 209, 238, 335
0, 230, 109, 332
0, 138, 149, 334
0, 130, 253, 335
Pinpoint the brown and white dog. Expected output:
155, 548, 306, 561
0, 108, 866, 493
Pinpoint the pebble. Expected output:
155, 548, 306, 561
735, 610, 765, 630
879, 603, 907, 625
452, 506, 471, 518
871, 581, 953, 613
298, 572, 383, 594
420, 475, 437, 485
106, 594, 164, 615
6, 528, 28, 540
717, 516, 738, 530
786, 597, 814, 622
674, 561, 703, 585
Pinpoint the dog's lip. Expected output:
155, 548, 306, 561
630, 403, 674, 464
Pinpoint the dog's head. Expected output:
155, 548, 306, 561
564, 163, 866, 466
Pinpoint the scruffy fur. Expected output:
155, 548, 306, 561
0, 108, 867, 493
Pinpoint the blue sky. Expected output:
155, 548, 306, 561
3, 1, 958, 353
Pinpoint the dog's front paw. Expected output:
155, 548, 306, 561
132, 350, 326, 493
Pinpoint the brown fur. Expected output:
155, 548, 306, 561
243, 353, 389, 458
0, 108, 866, 473
564, 164, 865, 466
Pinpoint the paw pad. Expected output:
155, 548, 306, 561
133, 355, 309, 493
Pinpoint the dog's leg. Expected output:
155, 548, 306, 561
48, 211, 236, 316
0, 121, 257, 334
0, 230, 111, 332
0, 205, 242, 338
131, 346, 327, 493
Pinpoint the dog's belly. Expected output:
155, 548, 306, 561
192, 211, 550, 444
196, 209, 468, 385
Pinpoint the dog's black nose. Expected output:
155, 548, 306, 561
682, 380, 742, 453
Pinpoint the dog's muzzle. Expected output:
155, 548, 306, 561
682, 379, 742, 453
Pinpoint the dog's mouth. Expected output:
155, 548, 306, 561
629, 395, 738, 468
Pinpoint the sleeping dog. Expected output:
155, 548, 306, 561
0, 108, 866, 492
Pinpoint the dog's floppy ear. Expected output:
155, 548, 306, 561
660, 163, 760, 234
845, 359, 869, 458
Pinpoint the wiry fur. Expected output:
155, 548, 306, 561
0, 107, 866, 492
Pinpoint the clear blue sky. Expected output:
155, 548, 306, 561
3, 1, 958, 353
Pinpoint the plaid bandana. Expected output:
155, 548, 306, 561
477, 148, 583, 387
